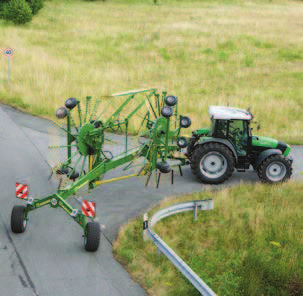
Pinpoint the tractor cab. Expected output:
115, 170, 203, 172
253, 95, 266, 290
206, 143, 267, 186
208, 106, 253, 157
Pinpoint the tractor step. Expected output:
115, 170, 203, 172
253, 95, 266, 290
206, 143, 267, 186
237, 169, 246, 172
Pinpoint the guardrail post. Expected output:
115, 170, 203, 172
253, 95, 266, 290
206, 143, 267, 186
143, 213, 148, 241
210, 199, 214, 210
194, 202, 198, 221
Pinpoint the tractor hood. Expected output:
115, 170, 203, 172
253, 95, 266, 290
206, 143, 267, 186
193, 128, 210, 136
252, 136, 291, 157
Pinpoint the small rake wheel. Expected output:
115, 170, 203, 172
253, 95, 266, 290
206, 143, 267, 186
84, 222, 101, 252
11, 205, 28, 233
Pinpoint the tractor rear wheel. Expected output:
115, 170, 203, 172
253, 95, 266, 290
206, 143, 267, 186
257, 154, 292, 183
191, 143, 235, 184
11, 205, 28, 233
84, 222, 101, 252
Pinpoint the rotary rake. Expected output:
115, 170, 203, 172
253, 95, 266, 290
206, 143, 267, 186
11, 88, 191, 252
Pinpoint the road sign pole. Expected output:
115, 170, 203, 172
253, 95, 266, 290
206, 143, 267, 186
4, 48, 14, 90
8, 56, 10, 83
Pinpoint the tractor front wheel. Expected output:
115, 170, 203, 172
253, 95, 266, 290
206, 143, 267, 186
84, 222, 101, 252
257, 154, 292, 183
191, 143, 235, 184
11, 205, 28, 233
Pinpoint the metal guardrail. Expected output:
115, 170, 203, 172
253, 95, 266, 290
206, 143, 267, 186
143, 199, 216, 296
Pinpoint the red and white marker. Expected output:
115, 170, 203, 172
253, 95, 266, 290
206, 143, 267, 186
16, 182, 29, 199
82, 200, 96, 218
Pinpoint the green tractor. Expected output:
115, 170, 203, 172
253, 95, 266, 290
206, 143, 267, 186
185, 106, 293, 184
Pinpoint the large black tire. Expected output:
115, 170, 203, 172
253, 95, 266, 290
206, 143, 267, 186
190, 161, 196, 175
191, 143, 235, 184
84, 222, 101, 252
11, 205, 28, 233
257, 154, 292, 184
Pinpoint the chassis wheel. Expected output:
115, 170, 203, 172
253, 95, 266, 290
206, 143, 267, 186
84, 222, 101, 252
161, 106, 173, 118
165, 95, 178, 106
177, 137, 188, 148
157, 162, 171, 173
257, 154, 292, 184
191, 143, 235, 184
11, 205, 28, 233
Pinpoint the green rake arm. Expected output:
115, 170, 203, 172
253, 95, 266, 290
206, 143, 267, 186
23, 146, 148, 229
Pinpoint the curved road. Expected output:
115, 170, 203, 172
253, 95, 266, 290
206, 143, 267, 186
0, 104, 302, 296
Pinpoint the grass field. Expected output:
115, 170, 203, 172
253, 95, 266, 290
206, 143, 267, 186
0, 0, 302, 144
113, 181, 303, 295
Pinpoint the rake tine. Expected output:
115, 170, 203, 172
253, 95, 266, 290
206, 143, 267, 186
156, 172, 161, 188
145, 172, 152, 187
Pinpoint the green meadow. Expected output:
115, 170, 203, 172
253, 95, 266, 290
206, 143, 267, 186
0, 0, 302, 143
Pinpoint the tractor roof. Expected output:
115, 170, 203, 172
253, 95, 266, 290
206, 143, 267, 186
209, 106, 253, 120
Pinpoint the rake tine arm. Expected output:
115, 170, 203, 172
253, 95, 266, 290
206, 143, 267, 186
104, 94, 135, 126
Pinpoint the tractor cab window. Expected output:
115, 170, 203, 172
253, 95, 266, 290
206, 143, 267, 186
228, 120, 248, 156
212, 119, 228, 138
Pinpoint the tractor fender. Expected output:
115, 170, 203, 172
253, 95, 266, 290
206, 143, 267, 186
196, 138, 238, 162
255, 149, 282, 169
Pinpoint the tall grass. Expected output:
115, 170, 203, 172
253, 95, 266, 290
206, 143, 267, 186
0, 0, 302, 143
113, 181, 303, 295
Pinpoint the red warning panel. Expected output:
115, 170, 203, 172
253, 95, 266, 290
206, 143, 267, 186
82, 200, 96, 217
16, 182, 29, 199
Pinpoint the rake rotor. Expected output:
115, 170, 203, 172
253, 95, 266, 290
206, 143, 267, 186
49, 88, 191, 189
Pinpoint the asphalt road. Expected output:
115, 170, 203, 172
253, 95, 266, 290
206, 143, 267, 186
0, 104, 302, 296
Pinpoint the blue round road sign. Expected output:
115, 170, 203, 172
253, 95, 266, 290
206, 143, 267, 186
4, 48, 14, 57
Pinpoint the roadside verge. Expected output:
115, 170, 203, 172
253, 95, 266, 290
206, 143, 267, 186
113, 181, 303, 296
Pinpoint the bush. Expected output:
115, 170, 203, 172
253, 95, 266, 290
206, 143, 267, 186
26, 0, 43, 15
0, 0, 10, 18
2, 0, 32, 24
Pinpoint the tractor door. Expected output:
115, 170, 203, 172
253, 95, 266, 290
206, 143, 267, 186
227, 120, 248, 156
212, 119, 228, 138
